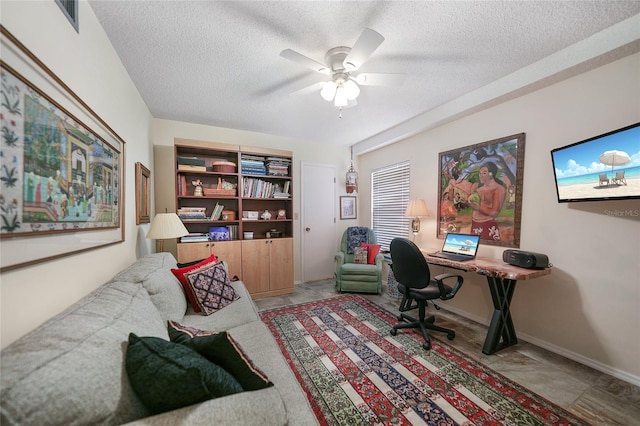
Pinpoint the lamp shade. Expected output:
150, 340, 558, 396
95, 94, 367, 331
405, 199, 429, 217
146, 213, 189, 240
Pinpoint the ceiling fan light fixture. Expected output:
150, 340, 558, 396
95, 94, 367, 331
334, 86, 348, 107
344, 79, 360, 100
320, 81, 337, 101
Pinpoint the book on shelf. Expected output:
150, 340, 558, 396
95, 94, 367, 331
227, 224, 238, 240
180, 233, 210, 243
178, 164, 207, 172
209, 203, 224, 221
178, 156, 206, 166
178, 206, 208, 220
266, 156, 291, 176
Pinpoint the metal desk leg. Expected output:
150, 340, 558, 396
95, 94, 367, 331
482, 277, 518, 355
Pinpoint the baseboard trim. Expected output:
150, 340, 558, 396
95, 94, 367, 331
438, 304, 640, 387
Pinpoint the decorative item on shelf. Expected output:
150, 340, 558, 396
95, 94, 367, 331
266, 229, 282, 239
405, 198, 429, 236
261, 210, 272, 220
243, 211, 259, 220
146, 212, 189, 252
243, 231, 254, 240
203, 177, 236, 196
211, 160, 236, 173
209, 226, 230, 241
277, 209, 287, 220
192, 179, 204, 197
221, 210, 236, 220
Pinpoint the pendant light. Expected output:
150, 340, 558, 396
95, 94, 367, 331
346, 147, 358, 193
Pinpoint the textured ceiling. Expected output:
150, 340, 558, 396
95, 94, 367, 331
89, 1, 640, 149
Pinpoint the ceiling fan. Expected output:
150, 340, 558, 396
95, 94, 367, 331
280, 28, 406, 108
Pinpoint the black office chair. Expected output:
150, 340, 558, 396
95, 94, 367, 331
389, 238, 464, 350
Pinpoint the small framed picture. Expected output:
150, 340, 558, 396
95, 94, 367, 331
340, 196, 357, 220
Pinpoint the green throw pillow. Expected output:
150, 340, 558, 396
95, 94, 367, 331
168, 321, 273, 391
125, 333, 243, 414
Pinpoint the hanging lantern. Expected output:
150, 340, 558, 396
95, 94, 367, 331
346, 161, 358, 193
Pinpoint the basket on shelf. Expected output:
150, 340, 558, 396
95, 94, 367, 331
211, 160, 236, 173
203, 177, 236, 196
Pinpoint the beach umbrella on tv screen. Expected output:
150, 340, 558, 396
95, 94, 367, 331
599, 150, 630, 172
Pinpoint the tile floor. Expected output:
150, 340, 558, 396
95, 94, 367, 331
255, 280, 640, 426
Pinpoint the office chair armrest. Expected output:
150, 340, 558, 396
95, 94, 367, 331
433, 273, 464, 300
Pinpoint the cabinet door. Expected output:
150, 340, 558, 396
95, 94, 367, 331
241, 240, 270, 294
269, 238, 293, 292
210, 240, 242, 280
177, 242, 211, 264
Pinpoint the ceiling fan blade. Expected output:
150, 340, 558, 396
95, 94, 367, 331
289, 81, 325, 96
343, 28, 385, 71
356, 73, 406, 87
280, 49, 330, 74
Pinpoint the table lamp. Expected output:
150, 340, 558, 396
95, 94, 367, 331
146, 212, 189, 251
405, 198, 429, 236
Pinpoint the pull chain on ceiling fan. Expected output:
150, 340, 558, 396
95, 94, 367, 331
280, 28, 406, 109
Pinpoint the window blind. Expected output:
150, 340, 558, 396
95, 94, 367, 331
371, 161, 410, 250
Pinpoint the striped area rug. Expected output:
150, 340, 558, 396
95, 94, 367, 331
260, 294, 590, 426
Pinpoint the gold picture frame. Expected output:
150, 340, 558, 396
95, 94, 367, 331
135, 162, 150, 224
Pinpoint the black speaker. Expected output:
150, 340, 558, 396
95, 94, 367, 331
502, 250, 550, 269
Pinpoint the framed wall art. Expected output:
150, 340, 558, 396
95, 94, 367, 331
340, 196, 357, 220
135, 162, 150, 224
437, 133, 525, 248
0, 27, 125, 271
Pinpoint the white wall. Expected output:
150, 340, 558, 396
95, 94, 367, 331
357, 53, 640, 384
152, 119, 353, 283
0, 1, 154, 348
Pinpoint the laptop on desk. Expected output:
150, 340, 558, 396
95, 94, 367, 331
428, 233, 480, 262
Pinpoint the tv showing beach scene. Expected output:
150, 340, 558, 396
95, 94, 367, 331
551, 122, 640, 202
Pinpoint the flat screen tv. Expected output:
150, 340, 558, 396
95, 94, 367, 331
551, 122, 640, 202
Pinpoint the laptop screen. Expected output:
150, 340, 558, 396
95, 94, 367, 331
441, 233, 480, 257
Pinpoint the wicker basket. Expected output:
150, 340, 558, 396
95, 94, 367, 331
211, 161, 236, 173
203, 188, 236, 196
203, 177, 236, 196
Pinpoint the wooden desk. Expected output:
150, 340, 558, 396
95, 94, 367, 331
421, 249, 551, 355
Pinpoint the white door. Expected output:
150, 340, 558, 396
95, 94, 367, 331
301, 162, 336, 282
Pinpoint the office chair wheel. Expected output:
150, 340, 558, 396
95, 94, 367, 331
396, 314, 403, 321
447, 332, 455, 340
422, 341, 431, 350
390, 328, 398, 336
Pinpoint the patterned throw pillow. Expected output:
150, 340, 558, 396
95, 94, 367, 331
171, 254, 218, 312
353, 246, 368, 264
167, 321, 273, 391
184, 262, 239, 315
361, 243, 382, 264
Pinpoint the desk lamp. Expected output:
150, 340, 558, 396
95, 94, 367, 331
146, 212, 189, 252
405, 198, 429, 236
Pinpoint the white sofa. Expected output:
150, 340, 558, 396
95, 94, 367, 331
0, 253, 317, 425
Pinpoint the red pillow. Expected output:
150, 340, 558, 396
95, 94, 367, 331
171, 254, 218, 312
361, 243, 381, 265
